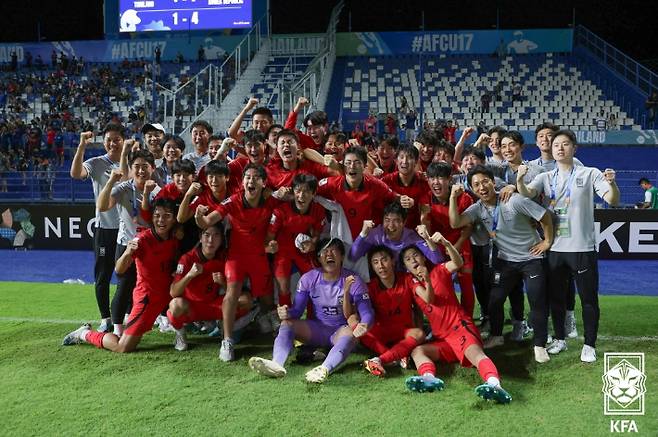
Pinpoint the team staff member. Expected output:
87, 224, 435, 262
183, 120, 213, 172
62, 199, 180, 353
70, 125, 124, 332
517, 129, 619, 363
449, 166, 554, 363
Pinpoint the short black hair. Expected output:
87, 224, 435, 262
103, 123, 125, 139
266, 124, 283, 137
399, 245, 424, 268
191, 120, 213, 134
367, 244, 395, 269
303, 110, 328, 126
172, 158, 196, 176
551, 129, 577, 145
467, 164, 495, 187
344, 146, 368, 165
436, 139, 455, 157
416, 130, 438, 147
535, 122, 560, 136
243, 129, 266, 145
161, 134, 185, 152
396, 143, 419, 161
501, 130, 524, 146
152, 197, 177, 215
128, 149, 155, 167
426, 162, 452, 179
275, 129, 300, 144
208, 134, 225, 144
461, 146, 485, 162
333, 132, 347, 144
292, 173, 318, 193
243, 162, 267, 180
379, 136, 400, 150
383, 200, 408, 220
487, 126, 507, 137
205, 160, 229, 177
199, 222, 225, 250
315, 237, 345, 258
253, 107, 273, 120
639, 177, 651, 185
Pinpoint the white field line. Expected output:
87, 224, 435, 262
0, 317, 657, 342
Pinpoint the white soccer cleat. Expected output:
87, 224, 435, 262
483, 335, 504, 349
249, 357, 287, 378
580, 345, 597, 363
97, 319, 111, 333
534, 346, 550, 363
547, 339, 568, 355
174, 331, 188, 351
62, 323, 91, 346
565, 312, 578, 339
156, 315, 175, 333
305, 365, 329, 383
219, 338, 235, 362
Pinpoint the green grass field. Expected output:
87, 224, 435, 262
1, 281, 656, 436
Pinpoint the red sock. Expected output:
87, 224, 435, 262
458, 272, 475, 317
477, 357, 499, 382
417, 362, 436, 377
380, 336, 419, 364
360, 332, 388, 356
279, 293, 292, 306
85, 331, 107, 349
166, 310, 184, 330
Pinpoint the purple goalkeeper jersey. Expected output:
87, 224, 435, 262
349, 226, 443, 268
290, 267, 374, 327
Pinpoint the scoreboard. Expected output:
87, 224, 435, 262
119, 0, 252, 32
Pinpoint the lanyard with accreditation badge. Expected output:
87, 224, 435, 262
486, 197, 500, 267
549, 167, 576, 238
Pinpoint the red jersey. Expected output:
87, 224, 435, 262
407, 263, 465, 338
189, 188, 227, 213
445, 126, 457, 144
284, 111, 321, 151
367, 274, 415, 329
265, 158, 331, 189
227, 156, 250, 195
268, 201, 326, 253
381, 171, 428, 228
132, 228, 179, 304
174, 246, 226, 303
140, 182, 185, 223
421, 192, 473, 245
317, 174, 398, 240
215, 192, 280, 256
374, 158, 397, 177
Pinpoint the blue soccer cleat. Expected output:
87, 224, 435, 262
475, 383, 512, 404
405, 375, 445, 393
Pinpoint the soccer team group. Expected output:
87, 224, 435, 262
62, 96, 620, 404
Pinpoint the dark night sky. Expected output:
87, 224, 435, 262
1, 0, 656, 65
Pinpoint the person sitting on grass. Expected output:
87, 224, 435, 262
248, 237, 374, 383
62, 198, 180, 353
400, 237, 512, 404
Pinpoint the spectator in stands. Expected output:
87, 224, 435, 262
481, 91, 492, 114
594, 110, 607, 131
155, 46, 162, 64
511, 83, 522, 102
646, 90, 658, 127
385, 114, 397, 136
0, 151, 8, 192
444, 120, 458, 144
198, 46, 205, 62
607, 113, 618, 130
638, 177, 658, 209
365, 112, 377, 136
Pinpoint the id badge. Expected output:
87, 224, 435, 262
555, 208, 570, 238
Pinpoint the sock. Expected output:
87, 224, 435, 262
278, 293, 292, 306
566, 310, 575, 318
113, 324, 123, 337
272, 324, 294, 366
85, 331, 107, 349
477, 358, 500, 384
379, 336, 419, 364
322, 335, 356, 373
166, 310, 184, 330
458, 272, 475, 317
417, 362, 436, 377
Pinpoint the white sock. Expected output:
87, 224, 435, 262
79, 328, 91, 342
422, 372, 435, 380
175, 327, 185, 336
113, 324, 123, 337
487, 376, 501, 387
566, 310, 575, 317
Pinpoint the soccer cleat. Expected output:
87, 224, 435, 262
234, 307, 260, 332
580, 345, 597, 363
405, 375, 445, 393
219, 338, 235, 362
62, 323, 91, 346
97, 319, 111, 333
522, 320, 534, 338
565, 312, 578, 339
174, 331, 188, 351
483, 335, 504, 349
546, 339, 568, 355
207, 326, 222, 338
249, 357, 287, 377
399, 356, 410, 369
305, 365, 329, 383
156, 315, 175, 333
364, 358, 386, 377
534, 346, 550, 363
510, 320, 525, 342
475, 383, 512, 404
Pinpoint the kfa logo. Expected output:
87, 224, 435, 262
602, 353, 646, 433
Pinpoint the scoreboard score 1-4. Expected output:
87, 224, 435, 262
119, 0, 252, 32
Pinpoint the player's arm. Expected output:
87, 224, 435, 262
228, 97, 259, 140
413, 265, 434, 304
530, 211, 554, 257
215, 137, 237, 162
264, 231, 279, 254
415, 224, 443, 264
177, 182, 202, 223
115, 238, 138, 274
602, 168, 620, 206
118, 139, 137, 182
454, 223, 472, 252
348, 220, 375, 261
351, 279, 374, 336
97, 169, 122, 212
170, 262, 202, 298
70, 131, 93, 179
194, 205, 222, 229
282, 286, 311, 320
516, 164, 538, 198
419, 203, 431, 228
448, 184, 473, 229
454, 126, 475, 163
432, 232, 463, 273
342, 275, 356, 324
286, 97, 308, 129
